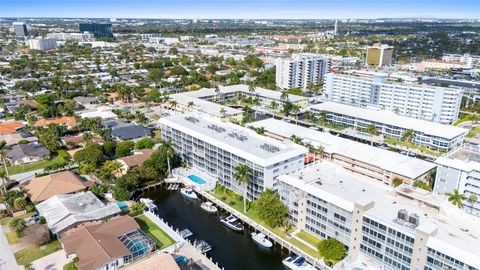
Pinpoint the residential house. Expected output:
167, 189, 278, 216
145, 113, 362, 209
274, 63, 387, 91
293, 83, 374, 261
115, 149, 154, 176
36, 191, 121, 236
104, 119, 152, 141
0, 132, 38, 146
25, 171, 93, 202
60, 216, 156, 270
35, 116, 77, 129
7, 143, 50, 165
0, 121, 24, 134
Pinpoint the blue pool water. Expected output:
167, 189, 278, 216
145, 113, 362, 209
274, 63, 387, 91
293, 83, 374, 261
116, 201, 128, 209
188, 175, 207, 184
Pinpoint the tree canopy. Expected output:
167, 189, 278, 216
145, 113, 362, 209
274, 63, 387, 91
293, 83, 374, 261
256, 189, 288, 228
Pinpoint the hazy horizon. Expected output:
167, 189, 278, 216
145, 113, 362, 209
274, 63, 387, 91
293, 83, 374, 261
1, 0, 479, 20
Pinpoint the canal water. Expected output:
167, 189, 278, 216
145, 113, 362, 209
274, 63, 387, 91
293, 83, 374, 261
144, 187, 289, 270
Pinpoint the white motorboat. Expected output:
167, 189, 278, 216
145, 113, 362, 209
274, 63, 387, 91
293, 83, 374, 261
180, 186, 198, 200
282, 255, 317, 270
193, 239, 212, 253
220, 215, 244, 232
251, 232, 273, 248
200, 202, 218, 214
139, 198, 158, 213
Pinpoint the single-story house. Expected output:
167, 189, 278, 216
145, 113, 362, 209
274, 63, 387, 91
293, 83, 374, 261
0, 132, 38, 146
35, 116, 77, 129
25, 171, 93, 202
60, 216, 156, 270
73, 96, 99, 107
0, 121, 24, 134
115, 149, 155, 176
62, 135, 105, 149
104, 119, 152, 141
36, 191, 121, 236
7, 143, 50, 165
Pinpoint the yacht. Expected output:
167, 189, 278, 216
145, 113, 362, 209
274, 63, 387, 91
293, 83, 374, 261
220, 215, 244, 232
251, 232, 273, 248
200, 202, 218, 214
282, 255, 317, 270
193, 239, 212, 253
180, 186, 198, 200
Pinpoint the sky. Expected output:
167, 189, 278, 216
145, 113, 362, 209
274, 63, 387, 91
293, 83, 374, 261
0, 0, 479, 19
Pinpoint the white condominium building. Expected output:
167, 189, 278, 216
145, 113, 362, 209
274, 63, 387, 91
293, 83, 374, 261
309, 102, 466, 151
442, 53, 480, 69
248, 118, 436, 186
159, 114, 307, 199
279, 161, 480, 270
324, 72, 463, 124
28, 38, 58, 51
276, 53, 331, 90
434, 144, 480, 216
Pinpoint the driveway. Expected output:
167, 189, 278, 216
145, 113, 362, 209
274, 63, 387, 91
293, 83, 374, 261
0, 227, 19, 270
31, 250, 69, 270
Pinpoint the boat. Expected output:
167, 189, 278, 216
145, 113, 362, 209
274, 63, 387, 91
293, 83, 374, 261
139, 198, 158, 213
282, 255, 317, 270
220, 215, 244, 232
180, 186, 198, 199
193, 239, 212, 253
251, 232, 273, 248
200, 202, 218, 214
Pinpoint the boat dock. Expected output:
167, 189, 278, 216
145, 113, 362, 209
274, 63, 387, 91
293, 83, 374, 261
198, 191, 331, 270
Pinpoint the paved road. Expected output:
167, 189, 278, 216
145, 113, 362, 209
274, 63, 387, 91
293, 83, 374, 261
10, 169, 44, 183
0, 227, 19, 270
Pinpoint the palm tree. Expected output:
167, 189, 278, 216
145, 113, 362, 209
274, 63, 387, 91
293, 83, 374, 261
0, 170, 9, 193
81, 163, 97, 181
280, 90, 289, 102
315, 146, 325, 159
9, 217, 26, 237
161, 140, 175, 177
234, 164, 252, 213
219, 107, 227, 118
446, 189, 467, 209
468, 194, 478, 213
187, 101, 195, 112
269, 100, 278, 113
0, 140, 10, 192
248, 81, 256, 96
82, 132, 93, 146
170, 100, 178, 111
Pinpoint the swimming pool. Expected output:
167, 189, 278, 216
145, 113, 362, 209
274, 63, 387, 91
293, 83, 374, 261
188, 175, 207, 185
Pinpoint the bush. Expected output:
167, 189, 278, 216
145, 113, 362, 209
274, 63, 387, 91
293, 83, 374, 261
393, 177, 404, 187
221, 196, 227, 201
116, 141, 135, 157
134, 137, 155, 150
229, 201, 236, 206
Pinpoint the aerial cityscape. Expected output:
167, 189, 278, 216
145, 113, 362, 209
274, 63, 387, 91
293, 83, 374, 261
0, 1, 479, 270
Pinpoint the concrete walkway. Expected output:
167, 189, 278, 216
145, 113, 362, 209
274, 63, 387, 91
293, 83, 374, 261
0, 227, 19, 270
177, 243, 222, 270
31, 250, 68, 270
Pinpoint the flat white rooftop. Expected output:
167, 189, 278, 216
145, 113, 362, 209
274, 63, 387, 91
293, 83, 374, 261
159, 113, 307, 167
249, 118, 436, 179
188, 84, 307, 103
279, 161, 480, 268
169, 93, 242, 117
435, 144, 480, 172
309, 102, 467, 139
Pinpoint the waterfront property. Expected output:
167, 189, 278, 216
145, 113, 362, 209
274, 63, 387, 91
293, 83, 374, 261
165, 84, 309, 119
278, 161, 480, 270
25, 171, 93, 202
248, 118, 436, 185
323, 71, 463, 124
36, 191, 121, 236
434, 144, 480, 216
159, 113, 307, 199
309, 102, 466, 151
60, 216, 156, 270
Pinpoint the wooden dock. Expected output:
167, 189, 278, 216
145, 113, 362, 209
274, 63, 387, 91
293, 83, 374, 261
198, 191, 331, 270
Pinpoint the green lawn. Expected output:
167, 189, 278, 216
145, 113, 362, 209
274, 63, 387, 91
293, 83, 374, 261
63, 258, 79, 270
1, 150, 69, 175
211, 186, 321, 258
297, 230, 322, 248
467, 126, 480, 138
135, 214, 176, 249
384, 137, 441, 157
14, 240, 62, 265
6, 231, 22, 244
0, 212, 35, 225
